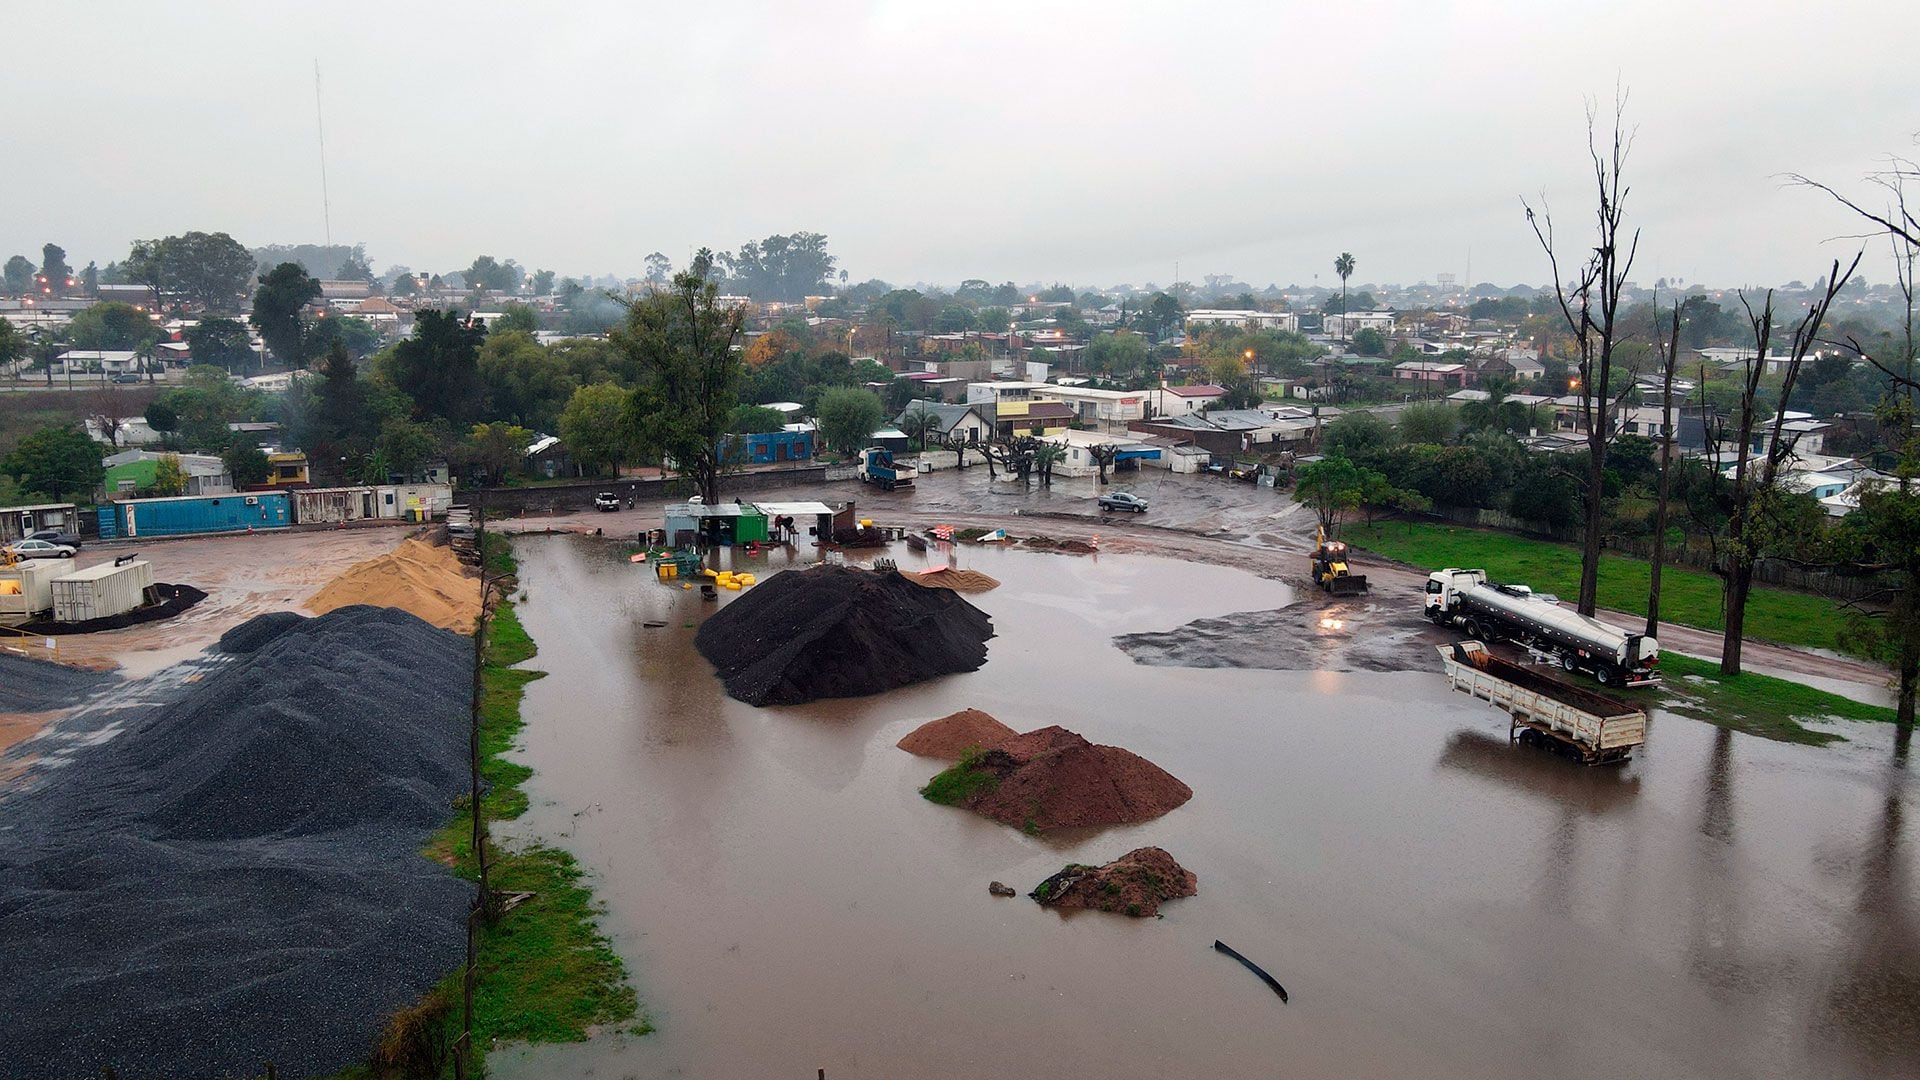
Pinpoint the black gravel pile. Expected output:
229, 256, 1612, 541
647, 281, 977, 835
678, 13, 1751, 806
695, 564, 994, 706
217, 609, 308, 654
0, 651, 112, 712
14, 583, 208, 636
0, 604, 474, 1078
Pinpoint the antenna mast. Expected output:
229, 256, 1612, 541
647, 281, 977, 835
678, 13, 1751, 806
314, 60, 333, 245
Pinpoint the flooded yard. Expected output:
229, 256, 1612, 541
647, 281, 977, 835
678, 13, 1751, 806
493, 535, 1917, 1080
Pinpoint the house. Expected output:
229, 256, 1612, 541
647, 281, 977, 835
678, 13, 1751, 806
1045, 385, 1150, 430
966, 382, 1075, 437
1, 502, 79, 543
1037, 428, 1164, 477
1393, 361, 1471, 389
103, 450, 233, 496
264, 452, 310, 486
892, 401, 994, 445
1323, 310, 1397, 338
85, 417, 163, 447
1129, 409, 1313, 458
55, 349, 142, 375
1149, 383, 1227, 416
1184, 309, 1299, 333
724, 426, 815, 465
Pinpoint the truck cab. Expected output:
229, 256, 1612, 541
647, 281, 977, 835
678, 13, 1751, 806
1423, 568, 1485, 620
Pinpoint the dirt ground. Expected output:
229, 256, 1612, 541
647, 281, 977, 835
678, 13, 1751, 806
39, 526, 410, 675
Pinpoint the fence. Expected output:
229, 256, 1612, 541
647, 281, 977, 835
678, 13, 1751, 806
476, 465, 831, 515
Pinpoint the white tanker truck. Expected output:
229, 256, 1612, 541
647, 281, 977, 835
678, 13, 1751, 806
1424, 567, 1660, 687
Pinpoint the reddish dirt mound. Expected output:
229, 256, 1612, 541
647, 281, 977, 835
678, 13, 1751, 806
918, 723, 1192, 833
897, 709, 1017, 759
902, 567, 1001, 593
1032, 847, 1197, 917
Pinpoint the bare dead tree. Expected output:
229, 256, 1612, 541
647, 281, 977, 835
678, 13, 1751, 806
1088, 443, 1118, 485
1711, 257, 1859, 676
1645, 302, 1681, 640
89, 386, 133, 448
1523, 95, 1644, 615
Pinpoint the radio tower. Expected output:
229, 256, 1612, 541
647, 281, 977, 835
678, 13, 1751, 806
314, 60, 333, 245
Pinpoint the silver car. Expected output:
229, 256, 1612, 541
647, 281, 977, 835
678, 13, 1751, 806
6, 538, 77, 559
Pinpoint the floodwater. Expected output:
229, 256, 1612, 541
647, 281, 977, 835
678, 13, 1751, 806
493, 536, 1918, 1080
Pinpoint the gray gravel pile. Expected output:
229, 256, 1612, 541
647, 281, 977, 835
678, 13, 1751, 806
216, 609, 308, 655
0, 651, 111, 712
0, 604, 474, 1078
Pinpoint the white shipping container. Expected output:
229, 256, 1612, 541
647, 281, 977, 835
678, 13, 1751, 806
50, 560, 155, 623
0, 560, 65, 620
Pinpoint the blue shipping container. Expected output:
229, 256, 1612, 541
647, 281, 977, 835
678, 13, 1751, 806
110, 492, 292, 538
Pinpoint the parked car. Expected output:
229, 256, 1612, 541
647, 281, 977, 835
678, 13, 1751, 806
593, 492, 621, 512
1097, 491, 1149, 513
110, 372, 143, 384
25, 529, 82, 549
5, 538, 76, 559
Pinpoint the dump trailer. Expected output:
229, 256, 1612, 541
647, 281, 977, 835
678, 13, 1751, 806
1310, 527, 1369, 596
859, 447, 917, 492
1436, 640, 1646, 765
1424, 568, 1658, 687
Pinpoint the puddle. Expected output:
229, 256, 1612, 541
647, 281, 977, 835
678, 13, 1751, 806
492, 536, 1919, 1080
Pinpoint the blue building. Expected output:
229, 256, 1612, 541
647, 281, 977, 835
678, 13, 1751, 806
725, 427, 815, 465
98, 492, 292, 539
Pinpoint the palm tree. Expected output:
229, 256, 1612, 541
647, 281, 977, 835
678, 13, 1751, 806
899, 401, 941, 452
1031, 442, 1067, 486
1333, 253, 1356, 343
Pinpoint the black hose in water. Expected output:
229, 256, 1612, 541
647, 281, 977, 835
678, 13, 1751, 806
1213, 939, 1289, 1003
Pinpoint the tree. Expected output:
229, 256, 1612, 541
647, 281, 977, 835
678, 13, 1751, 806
1085, 331, 1151, 384
89, 386, 137, 448
529, 270, 555, 296
493, 303, 539, 334
373, 419, 437, 482
2, 424, 105, 501
718, 232, 836, 300
815, 387, 885, 456
41, 244, 71, 295
382, 309, 487, 426
251, 262, 321, 364
4, 255, 35, 295
898, 401, 943, 451
0, 318, 26, 375
1350, 326, 1386, 356
1322, 411, 1395, 456
335, 251, 376, 282
727, 404, 786, 435
478, 330, 574, 431
304, 314, 384, 361
1293, 453, 1366, 534
615, 262, 748, 504
1524, 99, 1644, 616
558, 383, 632, 478
643, 252, 672, 285
128, 232, 257, 310
1031, 442, 1067, 486
1645, 302, 1682, 640
151, 453, 189, 496
743, 328, 801, 368
1397, 401, 1458, 444
1709, 262, 1856, 675
224, 442, 271, 486
466, 422, 532, 485
67, 302, 158, 351
1334, 252, 1355, 343
185, 317, 255, 373
463, 255, 519, 295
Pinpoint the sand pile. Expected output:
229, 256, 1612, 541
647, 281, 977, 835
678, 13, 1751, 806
306, 537, 482, 632
1032, 847, 1198, 917
896, 708, 1017, 758
910, 714, 1192, 832
695, 565, 994, 706
0, 606, 471, 1077
902, 567, 1001, 593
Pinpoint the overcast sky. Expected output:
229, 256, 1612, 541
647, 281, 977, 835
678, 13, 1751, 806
3, 1, 1912, 292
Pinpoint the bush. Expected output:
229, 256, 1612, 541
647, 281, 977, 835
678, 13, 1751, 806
371, 989, 450, 1077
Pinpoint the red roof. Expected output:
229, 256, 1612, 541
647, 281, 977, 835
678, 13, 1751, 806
1165, 383, 1227, 397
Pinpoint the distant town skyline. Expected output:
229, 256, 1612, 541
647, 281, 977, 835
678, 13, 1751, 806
2, 2, 1911, 292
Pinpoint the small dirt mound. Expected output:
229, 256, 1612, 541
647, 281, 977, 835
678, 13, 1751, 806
902, 567, 1000, 593
897, 708, 1017, 759
917, 722, 1191, 833
306, 538, 482, 632
695, 565, 994, 706
1032, 847, 1197, 917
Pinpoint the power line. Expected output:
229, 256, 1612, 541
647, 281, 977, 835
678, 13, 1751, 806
314, 60, 333, 246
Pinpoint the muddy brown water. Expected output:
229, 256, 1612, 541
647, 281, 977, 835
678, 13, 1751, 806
492, 536, 1917, 1080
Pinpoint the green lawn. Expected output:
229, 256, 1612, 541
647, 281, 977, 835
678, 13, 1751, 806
1620, 653, 1896, 745
1344, 520, 1853, 654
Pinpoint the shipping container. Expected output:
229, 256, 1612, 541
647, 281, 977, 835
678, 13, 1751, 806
0, 560, 64, 621
50, 560, 155, 623
99, 492, 292, 539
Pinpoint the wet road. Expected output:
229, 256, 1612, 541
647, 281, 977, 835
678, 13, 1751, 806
492, 536, 1917, 1080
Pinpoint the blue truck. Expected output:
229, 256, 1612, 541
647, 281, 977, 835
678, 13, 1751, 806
858, 447, 916, 492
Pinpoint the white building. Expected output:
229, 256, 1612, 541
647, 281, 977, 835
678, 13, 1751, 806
1149, 383, 1226, 416
1323, 311, 1397, 338
1046, 385, 1151, 429
55, 349, 142, 375
1185, 309, 1299, 333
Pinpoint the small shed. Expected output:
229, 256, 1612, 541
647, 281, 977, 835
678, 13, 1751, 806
0, 559, 64, 622
2, 503, 79, 543
751, 501, 838, 542
50, 560, 155, 623
662, 502, 769, 547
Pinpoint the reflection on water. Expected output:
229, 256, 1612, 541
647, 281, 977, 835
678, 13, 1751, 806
493, 536, 1917, 1080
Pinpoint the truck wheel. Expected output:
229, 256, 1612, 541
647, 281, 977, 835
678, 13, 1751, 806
1595, 667, 1617, 687
1465, 619, 1484, 640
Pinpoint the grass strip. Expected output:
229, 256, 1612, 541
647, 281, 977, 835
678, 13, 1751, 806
920, 748, 1000, 805
1344, 520, 1855, 654
1619, 653, 1897, 746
